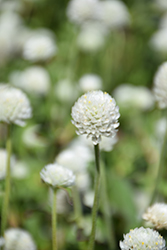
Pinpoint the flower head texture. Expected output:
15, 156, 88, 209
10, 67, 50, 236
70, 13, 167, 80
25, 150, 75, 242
0, 84, 32, 126
4, 228, 36, 250
71, 90, 120, 145
120, 227, 166, 250
40, 163, 75, 189
143, 203, 167, 229
153, 62, 167, 109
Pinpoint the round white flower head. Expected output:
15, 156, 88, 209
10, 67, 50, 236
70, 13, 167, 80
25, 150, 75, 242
10, 66, 50, 95
66, 0, 100, 25
79, 74, 102, 92
98, 0, 130, 29
0, 84, 32, 126
40, 163, 75, 189
113, 84, 154, 111
71, 90, 120, 145
119, 227, 166, 250
150, 29, 167, 54
143, 203, 167, 229
153, 62, 167, 109
4, 228, 36, 250
23, 32, 57, 62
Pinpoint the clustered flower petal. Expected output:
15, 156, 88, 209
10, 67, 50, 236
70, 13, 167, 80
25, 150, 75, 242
0, 84, 32, 126
40, 163, 75, 189
71, 90, 120, 145
143, 203, 167, 229
153, 62, 167, 109
4, 228, 36, 250
120, 227, 166, 250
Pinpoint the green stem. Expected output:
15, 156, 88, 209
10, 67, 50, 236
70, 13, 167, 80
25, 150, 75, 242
88, 144, 101, 250
1, 125, 12, 237
52, 189, 57, 250
72, 185, 82, 227
101, 162, 116, 250
150, 113, 167, 205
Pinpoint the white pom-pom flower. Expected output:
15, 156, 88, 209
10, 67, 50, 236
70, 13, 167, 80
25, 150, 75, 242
4, 228, 36, 250
0, 84, 32, 126
79, 74, 102, 92
23, 32, 57, 62
98, 0, 130, 29
119, 227, 166, 250
153, 62, 167, 109
143, 203, 167, 229
10, 66, 50, 96
71, 90, 120, 145
40, 163, 75, 189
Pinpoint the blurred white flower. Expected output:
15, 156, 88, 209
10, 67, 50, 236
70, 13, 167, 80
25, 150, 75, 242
40, 163, 75, 189
79, 74, 102, 92
150, 28, 167, 54
22, 124, 47, 148
11, 161, 29, 179
113, 84, 155, 111
0, 237, 5, 247
143, 203, 167, 229
119, 227, 166, 250
4, 228, 36, 250
98, 0, 130, 29
10, 66, 50, 95
48, 188, 71, 214
66, 0, 100, 25
154, 0, 167, 10
23, 31, 57, 62
0, 84, 32, 126
0, 1, 23, 12
54, 79, 79, 103
83, 190, 94, 207
76, 172, 91, 192
71, 90, 120, 145
153, 62, 167, 109
77, 23, 106, 52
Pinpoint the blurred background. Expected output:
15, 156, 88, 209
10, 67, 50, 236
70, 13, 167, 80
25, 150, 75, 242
0, 0, 167, 249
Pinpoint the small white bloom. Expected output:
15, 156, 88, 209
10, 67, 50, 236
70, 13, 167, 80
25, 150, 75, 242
83, 190, 94, 207
11, 161, 29, 179
10, 66, 50, 95
113, 84, 155, 111
4, 228, 36, 250
76, 172, 91, 192
66, 0, 100, 25
23, 32, 57, 62
153, 62, 167, 109
119, 227, 166, 250
40, 163, 75, 189
71, 90, 120, 145
77, 23, 106, 52
97, 0, 130, 29
150, 29, 167, 54
143, 203, 167, 229
0, 84, 32, 126
79, 74, 102, 92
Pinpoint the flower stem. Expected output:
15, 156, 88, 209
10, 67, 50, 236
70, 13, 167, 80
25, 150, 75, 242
72, 185, 82, 227
88, 144, 101, 250
52, 189, 57, 250
1, 124, 12, 237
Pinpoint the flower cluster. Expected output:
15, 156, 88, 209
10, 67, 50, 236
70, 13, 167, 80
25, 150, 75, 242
120, 227, 166, 250
143, 203, 167, 229
71, 90, 120, 145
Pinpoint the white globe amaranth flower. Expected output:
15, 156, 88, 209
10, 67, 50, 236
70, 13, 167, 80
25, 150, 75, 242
0, 84, 32, 126
150, 29, 167, 54
40, 163, 75, 189
71, 90, 120, 145
0, 149, 15, 180
4, 228, 36, 250
66, 0, 100, 25
23, 31, 57, 62
119, 227, 166, 250
79, 74, 102, 92
153, 62, 167, 109
143, 203, 167, 229
113, 84, 155, 111
97, 0, 130, 29
10, 66, 50, 95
